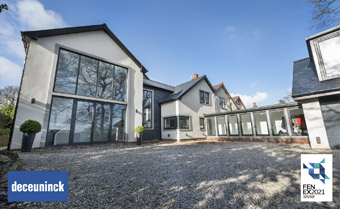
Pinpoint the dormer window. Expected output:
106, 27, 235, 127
310, 30, 340, 81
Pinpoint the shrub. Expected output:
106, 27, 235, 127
19, 120, 41, 134
135, 126, 144, 134
0, 128, 10, 136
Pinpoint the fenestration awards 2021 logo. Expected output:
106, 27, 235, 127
301, 154, 332, 202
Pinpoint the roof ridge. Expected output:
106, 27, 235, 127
146, 79, 175, 88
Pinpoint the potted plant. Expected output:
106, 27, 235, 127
19, 120, 42, 152
135, 126, 144, 145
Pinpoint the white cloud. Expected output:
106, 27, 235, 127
0, 0, 67, 87
0, 56, 22, 86
231, 92, 268, 108
17, 0, 66, 30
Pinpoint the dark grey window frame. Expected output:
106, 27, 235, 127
287, 108, 308, 136
217, 116, 227, 136
53, 48, 128, 101
206, 117, 216, 136
142, 89, 153, 129
199, 117, 205, 130
164, 116, 177, 129
219, 97, 226, 109
240, 113, 253, 136
45, 95, 126, 147
253, 111, 270, 136
228, 115, 239, 136
269, 110, 288, 136
179, 116, 190, 129
199, 90, 210, 105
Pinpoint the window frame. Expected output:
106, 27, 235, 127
239, 113, 253, 136
199, 117, 205, 130
219, 97, 226, 109
310, 30, 340, 81
53, 47, 129, 102
164, 116, 178, 129
142, 89, 154, 129
253, 111, 270, 136
217, 116, 227, 136
199, 90, 210, 105
287, 108, 308, 136
206, 117, 216, 136
269, 110, 288, 136
179, 116, 190, 130
228, 115, 239, 136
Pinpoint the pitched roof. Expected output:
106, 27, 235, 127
213, 82, 239, 109
21, 23, 148, 73
160, 75, 215, 104
232, 96, 247, 109
291, 58, 340, 98
143, 79, 175, 92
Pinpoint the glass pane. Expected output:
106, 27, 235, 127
77, 56, 98, 97
54, 50, 79, 94
204, 92, 209, 104
207, 117, 216, 136
270, 110, 287, 135
96, 61, 113, 99
228, 115, 239, 135
94, 103, 110, 142
240, 113, 253, 135
254, 112, 269, 135
112, 104, 126, 141
113, 66, 128, 101
319, 35, 340, 78
165, 117, 177, 129
289, 109, 308, 135
200, 91, 205, 103
47, 97, 73, 145
200, 118, 205, 129
143, 90, 152, 128
217, 116, 226, 135
74, 101, 94, 143
179, 116, 189, 129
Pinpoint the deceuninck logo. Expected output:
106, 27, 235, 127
301, 154, 332, 202
8, 171, 68, 202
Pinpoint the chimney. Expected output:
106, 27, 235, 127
192, 73, 199, 80
253, 102, 257, 108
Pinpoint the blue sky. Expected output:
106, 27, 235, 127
0, 0, 326, 107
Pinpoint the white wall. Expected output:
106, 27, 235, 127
161, 79, 217, 140
11, 31, 143, 149
302, 99, 330, 149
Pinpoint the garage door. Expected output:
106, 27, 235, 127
320, 95, 340, 149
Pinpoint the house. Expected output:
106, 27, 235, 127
291, 25, 340, 149
9, 24, 244, 149
9, 24, 146, 149
232, 96, 246, 110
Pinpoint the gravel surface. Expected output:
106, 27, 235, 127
2, 141, 340, 208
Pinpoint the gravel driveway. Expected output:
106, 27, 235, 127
5, 141, 340, 208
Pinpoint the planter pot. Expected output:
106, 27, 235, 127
21, 133, 36, 152
137, 134, 142, 145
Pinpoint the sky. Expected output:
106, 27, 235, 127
0, 0, 329, 107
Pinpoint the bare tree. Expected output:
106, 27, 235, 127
0, 86, 19, 106
0, 3, 8, 13
308, 0, 340, 30
279, 90, 294, 104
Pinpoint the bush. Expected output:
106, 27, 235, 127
0, 128, 10, 136
135, 126, 144, 134
19, 120, 41, 134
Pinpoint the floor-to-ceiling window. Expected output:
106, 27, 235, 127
270, 110, 288, 135
254, 112, 269, 136
228, 115, 239, 135
207, 117, 216, 136
217, 116, 227, 136
143, 89, 153, 128
47, 48, 128, 146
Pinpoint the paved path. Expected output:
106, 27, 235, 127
8, 141, 340, 208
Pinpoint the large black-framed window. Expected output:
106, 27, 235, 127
46, 96, 126, 146
228, 115, 239, 136
253, 112, 269, 136
179, 116, 190, 129
219, 97, 226, 109
270, 110, 288, 136
164, 117, 177, 129
143, 89, 153, 128
54, 48, 128, 102
199, 90, 210, 105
